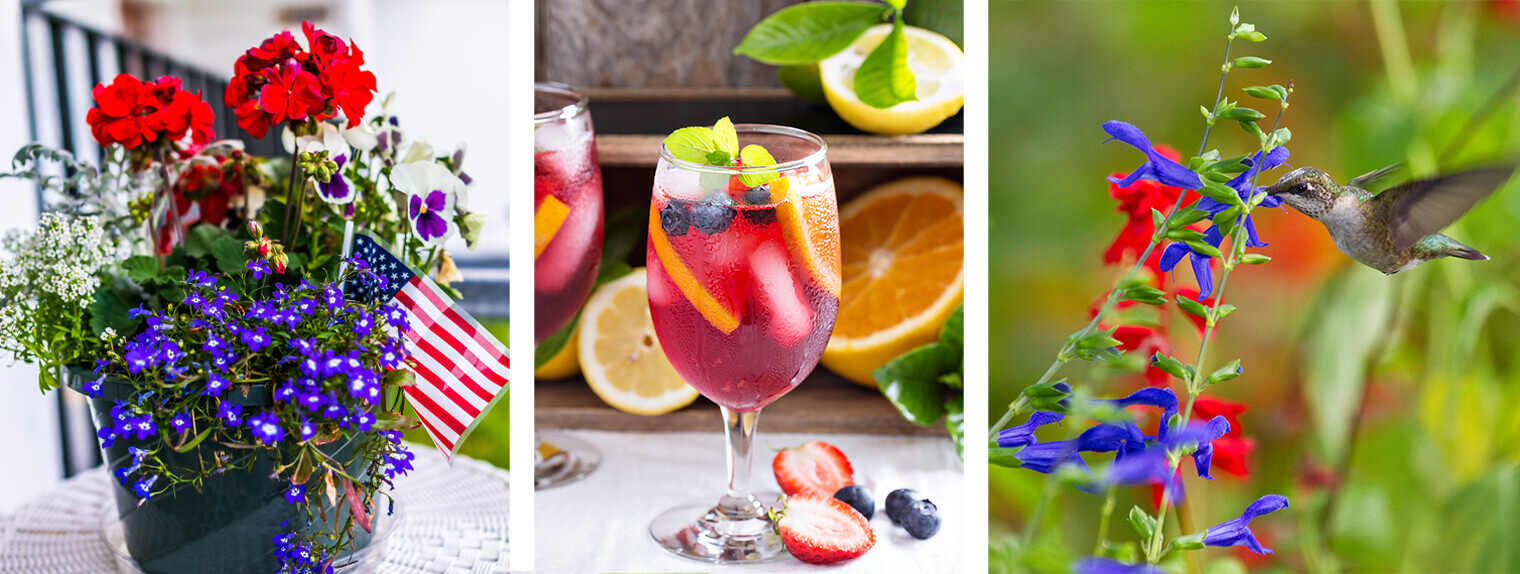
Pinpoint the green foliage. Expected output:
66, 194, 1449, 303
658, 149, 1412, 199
875, 305, 964, 451
735, 0, 923, 109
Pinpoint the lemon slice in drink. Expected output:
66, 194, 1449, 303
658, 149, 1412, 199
819, 24, 964, 135
577, 270, 698, 415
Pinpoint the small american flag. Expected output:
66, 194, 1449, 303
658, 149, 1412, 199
344, 233, 509, 459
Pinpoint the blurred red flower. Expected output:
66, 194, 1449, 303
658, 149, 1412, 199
1105, 145, 1196, 276
87, 74, 215, 149
225, 21, 376, 138
156, 154, 249, 254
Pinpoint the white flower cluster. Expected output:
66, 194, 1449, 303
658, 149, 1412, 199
0, 214, 114, 361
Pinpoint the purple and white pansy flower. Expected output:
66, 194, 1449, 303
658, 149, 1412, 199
390, 161, 464, 246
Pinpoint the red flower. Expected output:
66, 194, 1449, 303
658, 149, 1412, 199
87, 74, 215, 149
225, 22, 376, 138
1105, 145, 1195, 275
1192, 396, 1254, 477
157, 155, 247, 254
1112, 324, 1172, 387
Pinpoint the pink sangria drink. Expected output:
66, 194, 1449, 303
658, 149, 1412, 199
534, 83, 604, 344
647, 122, 839, 563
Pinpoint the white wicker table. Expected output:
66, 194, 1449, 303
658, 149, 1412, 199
0, 446, 509, 573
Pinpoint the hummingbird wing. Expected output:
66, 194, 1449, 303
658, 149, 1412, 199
1377, 166, 1516, 251
1349, 163, 1403, 189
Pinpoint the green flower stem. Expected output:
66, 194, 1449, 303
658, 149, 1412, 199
1094, 485, 1118, 555
1147, 91, 1292, 567
989, 26, 1240, 444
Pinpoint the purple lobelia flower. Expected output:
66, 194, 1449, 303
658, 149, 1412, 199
133, 475, 158, 499
247, 259, 272, 279
1103, 121, 1203, 191
218, 401, 243, 425
284, 482, 306, 504
1204, 494, 1289, 554
247, 411, 285, 444
170, 412, 192, 434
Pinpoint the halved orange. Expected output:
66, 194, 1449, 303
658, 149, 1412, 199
647, 207, 740, 334
821, 176, 964, 386
534, 195, 570, 259
775, 176, 842, 297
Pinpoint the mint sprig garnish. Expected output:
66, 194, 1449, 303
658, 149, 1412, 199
662, 117, 780, 187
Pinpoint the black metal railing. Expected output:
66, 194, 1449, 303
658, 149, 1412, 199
18, 4, 290, 479
20, 3, 287, 171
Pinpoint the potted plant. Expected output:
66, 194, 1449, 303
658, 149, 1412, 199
0, 21, 496, 574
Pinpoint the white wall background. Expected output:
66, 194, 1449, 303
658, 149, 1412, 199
0, 0, 511, 513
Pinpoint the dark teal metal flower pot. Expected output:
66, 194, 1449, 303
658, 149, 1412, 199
66, 370, 375, 574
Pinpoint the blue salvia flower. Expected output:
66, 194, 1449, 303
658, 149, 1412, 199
1102, 121, 1204, 190
996, 411, 1065, 448
1076, 557, 1166, 574
1203, 494, 1290, 554
1160, 415, 1232, 479
1103, 450, 1185, 502
1095, 387, 1179, 440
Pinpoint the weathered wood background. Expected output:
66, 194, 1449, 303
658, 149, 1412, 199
535, 0, 805, 88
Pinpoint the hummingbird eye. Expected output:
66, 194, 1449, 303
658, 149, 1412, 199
1294, 182, 1312, 194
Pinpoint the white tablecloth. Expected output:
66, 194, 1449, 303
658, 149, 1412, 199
536, 429, 963, 573
0, 446, 508, 573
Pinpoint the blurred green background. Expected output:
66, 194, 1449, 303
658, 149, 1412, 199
402, 320, 509, 469
990, 1, 1520, 572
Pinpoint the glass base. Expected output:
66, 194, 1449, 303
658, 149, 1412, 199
534, 432, 601, 490
648, 493, 788, 564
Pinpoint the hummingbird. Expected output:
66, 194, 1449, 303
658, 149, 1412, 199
1263, 164, 1515, 274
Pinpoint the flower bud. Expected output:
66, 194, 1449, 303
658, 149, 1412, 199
247, 220, 264, 239
271, 252, 288, 274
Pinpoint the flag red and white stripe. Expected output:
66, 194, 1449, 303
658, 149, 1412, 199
393, 275, 509, 457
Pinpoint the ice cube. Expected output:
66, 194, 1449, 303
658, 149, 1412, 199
749, 242, 813, 347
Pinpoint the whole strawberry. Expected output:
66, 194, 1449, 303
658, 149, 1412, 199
775, 492, 875, 564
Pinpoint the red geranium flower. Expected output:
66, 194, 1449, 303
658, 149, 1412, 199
156, 154, 248, 254
87, 74, 215, 149
225, 22, 376, 138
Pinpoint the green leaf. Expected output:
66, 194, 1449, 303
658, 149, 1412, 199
1166, 228, 1206, 243
1152, 354, 1187, 379
122, 255, 159, 283
1302, 267, 1394, 461
374, 411, 421, 431
711, 117, 739, 157
733, 1, 886, 65
1184, 239, 1222, 259
210, 236, 248, 274
1208, 359, 1243, 385
738, 144, 780, 188
1216, 304, 1238, 319
1233, 56, 1271, 68
599, 207, 643, 274
1129, 506, 1158, 540
383, 369, 417, 387
182, 224, 228, 258
943, 392, 963, 456
989, 446, 1024, 468
903, 0, 963, 48
1244, 85, 1282, 101
874, 342, 956, 426
938, 305, 964, 354
171, 427, 216, 453
1240, 253, 1271, 265
536, 316, 577, 370
88, 284, 138, 336
854, 18, 917, 109
704, 150, 731, 166
1177, 295, 1209, 318
1073, 328, 1122, 350
663, 127, 720, 164
1218, 107, 1265, 121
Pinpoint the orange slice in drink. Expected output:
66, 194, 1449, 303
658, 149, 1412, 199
821, 176, 964, 386
647, 207, 740, 334
774, 176, 843, 297
534, 195, 570, 259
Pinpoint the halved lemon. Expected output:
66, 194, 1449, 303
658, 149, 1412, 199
577, 270, 698, 415
821, 176, 964, 386
819, 24, 964, 135
534, 325, 580, 380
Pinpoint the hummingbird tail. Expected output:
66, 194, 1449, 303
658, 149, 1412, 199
1450, 246, 1489, 261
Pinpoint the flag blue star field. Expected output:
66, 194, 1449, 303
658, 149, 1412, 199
345, 233, 508, 458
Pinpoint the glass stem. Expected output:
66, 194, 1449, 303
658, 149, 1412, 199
718, 406, 764, 519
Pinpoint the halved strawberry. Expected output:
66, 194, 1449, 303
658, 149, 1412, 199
773, 440, 854, 496
775, 492, 875, 564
